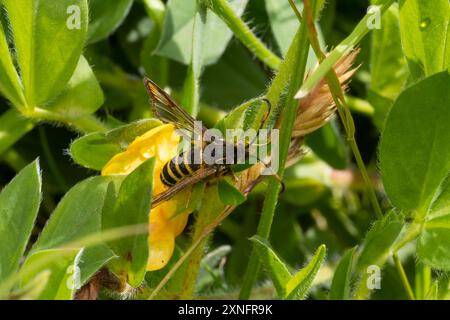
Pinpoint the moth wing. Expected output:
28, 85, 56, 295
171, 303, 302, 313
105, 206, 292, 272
144, 78, 205, 134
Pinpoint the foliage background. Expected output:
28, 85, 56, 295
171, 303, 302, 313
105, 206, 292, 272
0, 0, 449, 300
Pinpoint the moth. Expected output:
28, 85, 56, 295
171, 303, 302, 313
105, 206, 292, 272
144, 78, 273, 208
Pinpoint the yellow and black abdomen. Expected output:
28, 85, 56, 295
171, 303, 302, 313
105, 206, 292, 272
160, 149, 201, 187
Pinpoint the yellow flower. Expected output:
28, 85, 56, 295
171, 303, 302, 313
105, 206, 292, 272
102, 124, 190, 271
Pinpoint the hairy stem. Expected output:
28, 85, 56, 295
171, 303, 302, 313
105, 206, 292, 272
24, 107, 109, 133
239, 6, 312, 299
202, 0, 281, 70
299, 0, 383, 219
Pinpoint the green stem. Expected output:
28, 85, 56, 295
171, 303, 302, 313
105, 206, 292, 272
1, 149, 29, 171
239, 10, 311, 300
297, 0, 396, 97
24, 108, 109, 133
0, 109, 35, 155
393, 253, 415, 300
202, 0, 281, 70
415, 263, 431, 300
181, 1, 205, 117
300, 0, 383, 219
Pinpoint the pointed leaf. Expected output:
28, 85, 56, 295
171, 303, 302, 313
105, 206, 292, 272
0, 24, 25, 107
75, 245, 117, 285
0, 159, 41, 282
45, 56, 104, 116
218, 180, 246, 206
329, 247, 356, 300
20, 249, 79, 300
356, 211, 403, 270
87, 0, 133, 44
3, 0, 88, 105
103, 158, 155, 287
32, 176, 113, 251
250, 236, 292, 297
285, 244, 326, 300
155, 0, 248, 66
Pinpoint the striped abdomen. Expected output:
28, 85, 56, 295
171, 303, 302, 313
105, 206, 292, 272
160, 148, 201, 187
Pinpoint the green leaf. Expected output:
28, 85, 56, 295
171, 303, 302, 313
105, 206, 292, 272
87, 0, 133, 44
265, 0, 323, 71
32, 176, 113, 251
0, 23, 25, 107
75, 245, 117, 285
353, 211, 404, 299
0, 159, 41, 283
380, 71, 450, 212
329, 247, 356, 300
306, 120, 349, 170
103, 158, 155, 287
370, 3, 409, 99
356, 211, 403, 271
10, 271, 50, 300
250, 236, 292, 298
265, 0, 300, 56
418, 215, 450, 271
45, 56, 104, 116
155, 0, 247, 66
399, 0, 450, 80
0, 109, 34, 155
20, 249, 79, 300
417, 178, 450, 271
285, 244, 326, 300
3, 0, 88, 106
180, 3, 205, 117
218, 180, 246, 206
369, 3, 409, 128
70, 119, 162, 170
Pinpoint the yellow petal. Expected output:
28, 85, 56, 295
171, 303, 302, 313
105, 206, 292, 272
102, 123, 194, 272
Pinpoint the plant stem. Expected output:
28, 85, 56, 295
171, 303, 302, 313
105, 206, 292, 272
24, 107, 109, 133
181, 1, 205, 117
239, 10, 311, 300
297, 0, 396, 97
202, 0, 281, 70
300, 0, 383, 219
393, 253, 415, 300
415, 263, 431, 300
